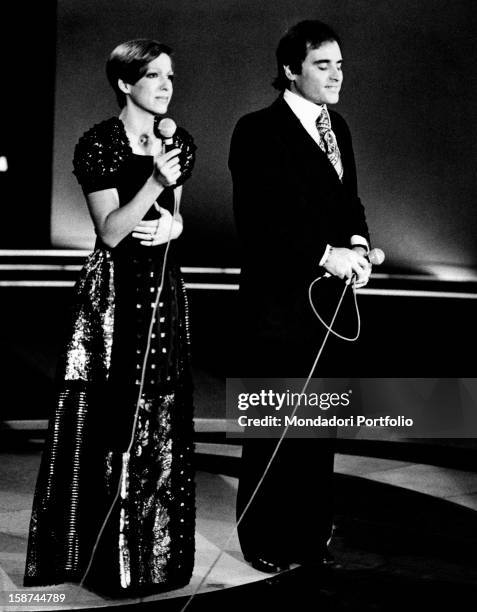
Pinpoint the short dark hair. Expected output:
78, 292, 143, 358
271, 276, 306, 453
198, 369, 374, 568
273, 20, 341, 91
106, 39, 173, 107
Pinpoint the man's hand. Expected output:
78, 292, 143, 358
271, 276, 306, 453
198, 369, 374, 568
323, 247, 371, 287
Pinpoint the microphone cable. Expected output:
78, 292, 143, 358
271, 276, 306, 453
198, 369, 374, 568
308, 274, 361, 342
74, 162, 181, 598
178, 274, 357, 612
308, 246, 385, 343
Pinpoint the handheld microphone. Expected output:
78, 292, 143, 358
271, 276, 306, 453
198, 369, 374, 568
368, 248, 385, 266
344, 246, 385, 285
323, 247, 385, 280
157, 117, 177, 153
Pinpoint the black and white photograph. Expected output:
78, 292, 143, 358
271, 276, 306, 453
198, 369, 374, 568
0, 1, 476, 611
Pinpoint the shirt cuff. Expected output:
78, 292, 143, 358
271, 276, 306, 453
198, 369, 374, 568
319, 244, 332, 266
350, 235, 369, 253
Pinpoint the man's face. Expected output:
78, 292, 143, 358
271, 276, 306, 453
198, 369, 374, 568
286, 40, 343, 105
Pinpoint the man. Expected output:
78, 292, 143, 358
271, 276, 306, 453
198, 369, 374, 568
229, 20, 371, 573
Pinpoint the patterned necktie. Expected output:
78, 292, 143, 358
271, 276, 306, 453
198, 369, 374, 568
315, 105, 344, 181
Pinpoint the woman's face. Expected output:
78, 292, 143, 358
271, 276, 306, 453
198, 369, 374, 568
124, 53, 174, 115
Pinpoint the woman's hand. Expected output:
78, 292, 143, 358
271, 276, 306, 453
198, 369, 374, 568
152, 148, 181, 187
132, 207, 183, 246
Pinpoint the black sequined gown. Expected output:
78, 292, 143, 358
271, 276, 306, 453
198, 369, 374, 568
24, 118, 196, 595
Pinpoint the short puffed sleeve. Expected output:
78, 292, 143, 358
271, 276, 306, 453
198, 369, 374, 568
170, 126, 197, 186
72, 117, 131, 194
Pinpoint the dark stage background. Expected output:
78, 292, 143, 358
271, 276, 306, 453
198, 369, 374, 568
1, 12, 477, 603
1, 6, 477, 607
25, 0, 475, 273
1, 1, 475, 273
0, 1, 476, 414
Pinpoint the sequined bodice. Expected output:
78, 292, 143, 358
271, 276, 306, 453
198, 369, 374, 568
73, 116, 196, 194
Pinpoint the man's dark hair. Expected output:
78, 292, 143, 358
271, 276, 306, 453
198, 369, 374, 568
273, 20, 341, 91
106, 39, 173, 107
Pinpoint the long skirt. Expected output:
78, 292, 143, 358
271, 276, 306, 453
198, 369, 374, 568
24, 248, 195, 595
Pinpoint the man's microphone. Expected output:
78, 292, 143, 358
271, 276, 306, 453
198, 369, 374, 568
157, 117, 177, 153
344, 247, 385, 286
324, 247, 385, 281
368, 248, 385, 266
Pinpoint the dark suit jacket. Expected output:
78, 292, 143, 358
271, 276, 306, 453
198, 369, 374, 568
229, 96, 369, 370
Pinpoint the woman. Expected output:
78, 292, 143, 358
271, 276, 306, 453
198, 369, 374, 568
24, 39, 196, 595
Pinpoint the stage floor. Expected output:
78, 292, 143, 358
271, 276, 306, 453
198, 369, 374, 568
2, 442, 477, 611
